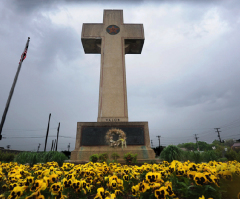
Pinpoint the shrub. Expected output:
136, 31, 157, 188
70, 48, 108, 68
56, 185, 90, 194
217, 157, 228, 162
0, 151, 15, 162
14, 151, 68, 166
98, 153, 108, 163
160, 145, 182, 162
89, 154, 98, 163
191, 151, 202, 163
124, 152, 137, 165
201, 150, 219, 162
111, 152, 120, 162
225, 149, 238, 161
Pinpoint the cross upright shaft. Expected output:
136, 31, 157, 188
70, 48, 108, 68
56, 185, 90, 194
81, 10, 144, 122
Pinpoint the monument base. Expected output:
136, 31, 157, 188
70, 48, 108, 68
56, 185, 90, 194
70, 122, 155, 163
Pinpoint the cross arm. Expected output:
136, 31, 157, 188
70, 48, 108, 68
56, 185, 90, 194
123, 24, 144, 54
81, 23, 104, 54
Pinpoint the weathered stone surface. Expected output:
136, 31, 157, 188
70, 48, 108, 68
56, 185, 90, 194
70, 122, 155, 163
81, 10, 144, 122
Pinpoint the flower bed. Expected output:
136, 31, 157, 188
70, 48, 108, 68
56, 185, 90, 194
0, 160, 239, 199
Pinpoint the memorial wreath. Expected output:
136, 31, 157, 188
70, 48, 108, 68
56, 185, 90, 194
105, 128, 127, 149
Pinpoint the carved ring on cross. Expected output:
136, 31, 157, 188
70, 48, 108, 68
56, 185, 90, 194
105, 128, 127, 148
106, 25, 120, 35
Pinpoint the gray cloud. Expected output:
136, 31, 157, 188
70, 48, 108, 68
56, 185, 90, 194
0, 0, 240, 150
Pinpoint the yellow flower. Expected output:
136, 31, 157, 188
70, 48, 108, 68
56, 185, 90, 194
123, 175, 129, 182
194, 173, 207, 186
9, 183, 18, 191
199, 196, 205, 199
8, 186, 24, 199
63, 178, 73, 188
155, 187, 167, 199
30, 180, 47, 192
139, 182, 150, 193
131, 185, 139, 196
114, 189, 122, 196
49, 173, 58, 183
72, 180, 81, 191
97, 187, 105, 198
109, 180, 117, 189
50, 182, 62, 195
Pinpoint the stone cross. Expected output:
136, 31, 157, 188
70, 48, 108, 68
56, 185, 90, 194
81, 10, 144, 122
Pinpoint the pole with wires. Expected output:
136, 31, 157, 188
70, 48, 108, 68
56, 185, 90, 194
214, 128, 224, 143
195, 134, 200, 151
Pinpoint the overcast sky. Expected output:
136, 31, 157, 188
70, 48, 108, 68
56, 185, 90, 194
0, 0, 240, 151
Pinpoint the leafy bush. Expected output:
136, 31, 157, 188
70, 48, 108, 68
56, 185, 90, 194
201, 150, 219, 162
89, 154, 98, 163
0, 151, 15, 162
14, 151, 68, 166
98, 153, 108, 163
124, 152, 137, 165
217, 157, 228, 162
191, 151, 202, 163
160, 145, 182, 162
225, 149, 240, 161
111, 152, 120, 162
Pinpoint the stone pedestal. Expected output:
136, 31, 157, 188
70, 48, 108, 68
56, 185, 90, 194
70, 122, 155, 163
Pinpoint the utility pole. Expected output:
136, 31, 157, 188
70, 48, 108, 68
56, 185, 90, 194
156, 136, 161, 155
44, 113, 51, 152
55, 122, 60, 151
37, 143, 41, 152
0, 37, 30, 140
151, 140, 153, 148
51, 140, 54, 151
68, 143, 70, 152
195, 134, 199, 151
214, 128, 224, 143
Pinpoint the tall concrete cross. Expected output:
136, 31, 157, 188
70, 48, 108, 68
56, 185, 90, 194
81, 10, 144, 122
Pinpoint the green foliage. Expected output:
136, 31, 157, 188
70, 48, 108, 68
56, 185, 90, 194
111, 152, 120, 161
123, 152, 137, 165
0, 151, 15, 162
89, 154, 98, 163
98, 153, 108, 163
160, 145, 182, 162
178, 141, 215, 151
225, 149, 240, 161
201, 150, 220, 162
217, 157, 228, 162
191, 151, 202, 163
178, 142, 196, 151
14, 151, 68, 166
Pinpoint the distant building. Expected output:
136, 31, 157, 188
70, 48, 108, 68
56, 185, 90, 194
231, 143, 240, 150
